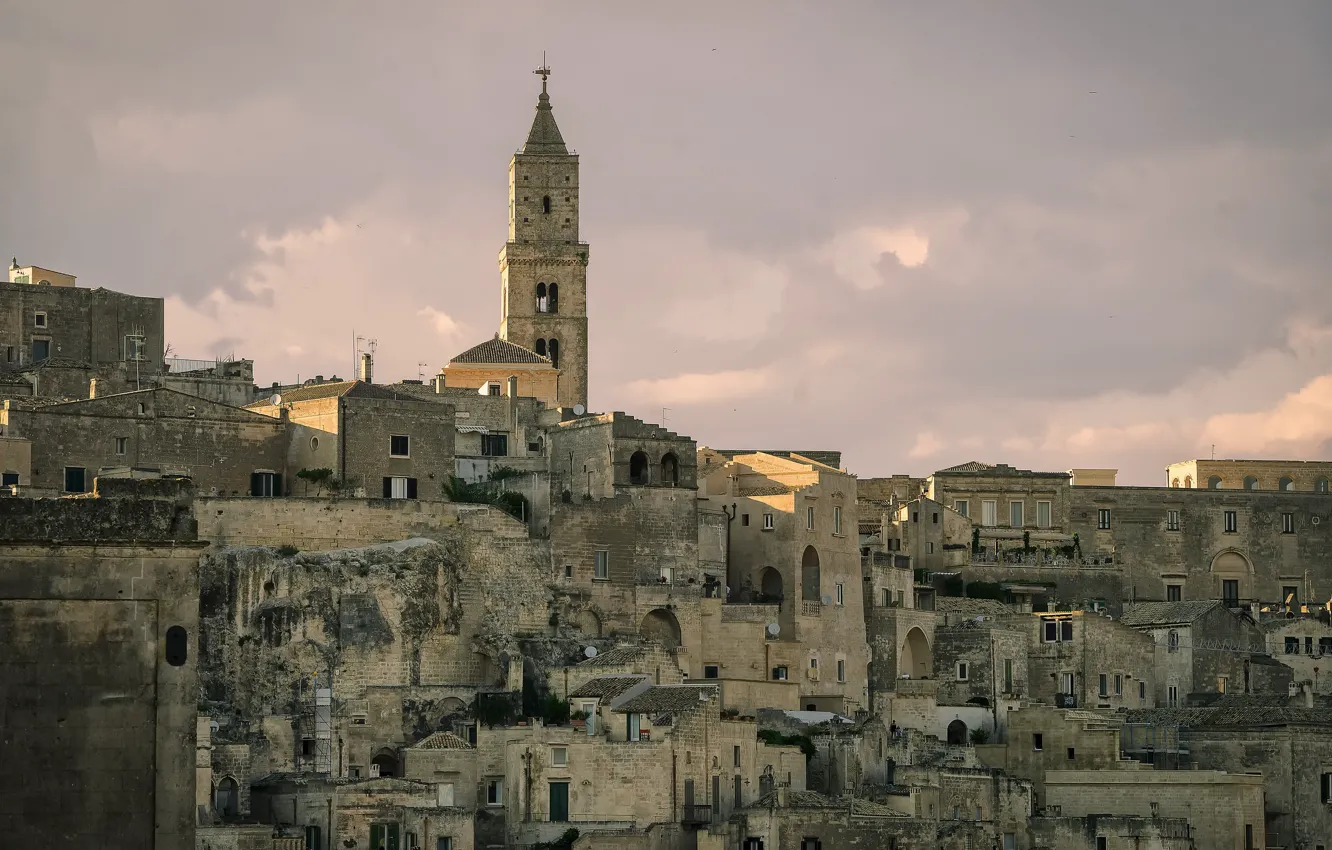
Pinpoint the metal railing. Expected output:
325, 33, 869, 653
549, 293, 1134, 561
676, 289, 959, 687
682, 804, 712, 824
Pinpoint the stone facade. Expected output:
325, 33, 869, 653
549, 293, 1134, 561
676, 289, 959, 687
1166, 458, 1332, 492
1026, 611, 1156, 710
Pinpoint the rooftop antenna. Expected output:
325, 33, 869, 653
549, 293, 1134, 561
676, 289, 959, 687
662, 407, 671, 426
418, 362, 429, 381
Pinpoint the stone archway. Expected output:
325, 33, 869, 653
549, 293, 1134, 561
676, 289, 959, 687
759, 567, 783, 601
575, 609, 603, 638
801, 546, 821, 601
947, 718, 968, 746
1210, 550, 1252, 604
640, 608, 682, 650
901, 627, 931, 679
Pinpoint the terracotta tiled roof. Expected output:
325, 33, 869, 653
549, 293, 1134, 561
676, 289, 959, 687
615, 685, 716, 714
246, 380, 420, 406
450, 337, 550, 365
934, 461, 1069, 478
736, 485, 795, 497
411, 731, 474, 750
748, 791, 909, 817
568, 675, 647, 700
577, 646, 644, 668
1119, 600, 1222, 627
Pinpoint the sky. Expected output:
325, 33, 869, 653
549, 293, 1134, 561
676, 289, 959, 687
4, 1, 1331, 484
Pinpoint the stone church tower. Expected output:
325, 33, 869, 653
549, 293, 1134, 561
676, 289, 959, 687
497, 68, 589, 410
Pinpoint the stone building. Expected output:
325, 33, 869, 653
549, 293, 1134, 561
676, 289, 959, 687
1260, 613, 1332, 692
1028, 815, 1196, 850
441, 337, 559, 408
1166, 457, 1332, 491
1, 386, 288, 496
1026, 611, 1156, 711
0, 478, 201, 849
1118, 600, 1286, 705
699, 451, 870, 712
931, 618, 1028, 741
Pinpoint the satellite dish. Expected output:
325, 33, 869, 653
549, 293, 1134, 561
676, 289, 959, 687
573, 403, 586, 415
269, 393, 282, 406
766, 623, 780, 637
821, 595, 833, 606
584, 646, 598, 658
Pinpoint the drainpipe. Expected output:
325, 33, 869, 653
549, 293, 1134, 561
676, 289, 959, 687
722, 503, 737, 598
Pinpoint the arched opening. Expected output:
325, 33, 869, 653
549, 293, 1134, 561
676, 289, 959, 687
901, 627, 931, 679
1171, 478, 1180, 488
661, 452, 680, 486
1279, 476, 1294, 491
548, 282, 558, 313
1184, 476, 1193, 488
215, 776, 238, 817
371, 748, 400, 778
542, 195, 551, 214
1211, 550, 1251, 606
801, 546, 821, 601
1244, 476, 1259, 490
536, 282, 548, 313
946, 719, 968, 746
629, 451, 650, 485
640, 608, 682, 650
535, 338, 547, 357
1317, 477, 1330, 493
1208, 476, 1222, 489
1167, 630, 1179, 652
759, 567, 783, 602
575, 609, 602, 638
548, 338, 560, 368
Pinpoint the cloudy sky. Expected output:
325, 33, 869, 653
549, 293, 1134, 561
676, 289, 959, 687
4, 1, 1331, 484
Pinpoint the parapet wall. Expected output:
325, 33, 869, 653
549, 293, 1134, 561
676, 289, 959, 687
0, 477, 197, 543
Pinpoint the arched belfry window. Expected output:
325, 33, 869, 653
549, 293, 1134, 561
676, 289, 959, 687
542, 195, 551, 214
547, 282, 558, 313
535, 339, 547, 357
536, 282, 548, 313
661, 453, 680, 487
630, 451, 650, 485
548, 338, 560, 368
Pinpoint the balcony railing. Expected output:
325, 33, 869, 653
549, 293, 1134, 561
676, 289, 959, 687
682, 804, 711, 825
802, 601, 821, 617
971, 550, 1117, 568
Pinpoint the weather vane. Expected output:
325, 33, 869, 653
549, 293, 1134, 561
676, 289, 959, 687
534, 51, 551, 90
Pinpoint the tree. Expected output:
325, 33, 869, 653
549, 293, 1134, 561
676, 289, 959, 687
296, 467, 335, 496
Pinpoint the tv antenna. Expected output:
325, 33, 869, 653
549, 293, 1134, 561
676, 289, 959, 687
418, 362, 429, 381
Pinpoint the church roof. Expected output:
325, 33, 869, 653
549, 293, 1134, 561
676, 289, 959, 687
450, 337, 551, 365
522, 81, 569, 155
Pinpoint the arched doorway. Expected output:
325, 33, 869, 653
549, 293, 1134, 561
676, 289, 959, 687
640, 608, 682, 650
1211, 550, 1251, 605
215, 776, 238, 817
759, 567, 783, 602
947, 719, 967, 746
371, 748, 399, 778
901, 627, 931, 679
801, 546, 821, 601
1208, 476, 1222, 489
629, 451, 650, 485
575, 609, 602, 638
661, 453, 680, 486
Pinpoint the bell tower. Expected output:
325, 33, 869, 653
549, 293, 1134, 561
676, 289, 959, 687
498, 62, 589, 410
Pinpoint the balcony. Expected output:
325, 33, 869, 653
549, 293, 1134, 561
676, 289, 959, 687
971, 550, 1118, 569
682, 804, 712, 825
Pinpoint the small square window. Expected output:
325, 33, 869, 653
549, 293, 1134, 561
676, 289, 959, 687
34, 311, 47, 328
64, 466, 87, 493
551, 747, 568, 767
954, 500, 969, 518
390, 435, 410, 457
771, 666, 788, 680
704, 664, 720, 679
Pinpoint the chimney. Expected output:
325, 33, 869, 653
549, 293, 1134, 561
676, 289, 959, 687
506, 375, 518, 398
434, 372, 447, 393
1304, 682, 1315, 708
359, 352, 373, 384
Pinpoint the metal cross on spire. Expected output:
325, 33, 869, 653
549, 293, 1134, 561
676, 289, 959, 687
534, 52, 551, 93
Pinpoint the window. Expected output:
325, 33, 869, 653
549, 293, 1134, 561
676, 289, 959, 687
810, 657, 818, 670
1, 472, 17, 487
1010, 501, 1024, 528
1167, 630, 1180, 652
536, 281, 548, 312
1282, 586, 1298, 605
1060, 673, 1074, 695
1320, 637, 1332, 655
1167, 510, 1180, 532
833, 506, 842, 535
251, 470, 282, 497
486, 778, 503, 806
882, 588, 891, 607
594, 550, 609, 580
487, 381, 502, 395
1098, 674, 1107, 697
806, 506, 815, 530
64, 466, 87, 493
551, 746, 568, 766
1224, 510, 1237, 533
437, 838, 453, 850
659, 565, 673, 584
1115, 674, 1122, 696
115, 436, 127, 455
1061, 620, 1074, 642
763, 513, 774, 530
563, 564, 572, 578
627, 713, 641, 741
733, 745, 741, 767
480, 433, 509, 457
836, 659, 846, 682
956, 662, 969, 681
954, 500, 969, 518
897, 590, 905, 607
34, 311, 47, 328
542, 195, 551, 214
1285, 637, 1299, 654
32, 339, 50, 361
1245, 824, 1254, 850
1318, 477, 1330, 493
1004, 659, 1013, 693
390, 435, 410, 457
1223, 579, 1239, 606
1005, 835, 1017, 850
932, 512, 938, 524
1138, 681, 1145, 700
1321, 771, 1331, 803
1168, 685, 1178, 707
1044, 620, 1058, 642
1037, 500, 1051, 528
1217, 676, 1227, 693
137, 402, 146, 415
548, 338, 559, 368
704, 664, 719, 679
1032, 733, 1043, 751
1282, 512, 1295, 534
742, 513, 750, 526
383, 476, 417, 499
772, 665, 788, 680
834, 583, 844, 606
800, 840, 822, 850
1096, 838, 1107, 850
1167, 584, 1182, 602
1097, 509, 1111, 529
981, 500, 997, 526
1307, 636, 1315, 654
927, 542, 935, 554
1067, 747, 1076, 760
1280, 476, 1294, 491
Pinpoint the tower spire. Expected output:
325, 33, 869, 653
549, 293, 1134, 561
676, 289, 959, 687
523, 55, 567, 154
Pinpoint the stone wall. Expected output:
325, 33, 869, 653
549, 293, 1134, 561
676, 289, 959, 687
341, 394, 456, 499
0, 278, 165, 376
1028, 815, 1196, 849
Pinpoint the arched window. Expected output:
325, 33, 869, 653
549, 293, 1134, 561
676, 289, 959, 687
547, 282, 558, 313
215, 776, 238, 817
661, 452, 680, 487
535, 339, 546, 357
1184, 476, 1193, 488
542, 195, 551, 214
1243, 476, 1258, 490
629, 451, 650, 485
1208, 476, 1222, 489
536, 282, 548, 313
1167, 630, 1179, 653
1279, 476, 1294, 491
1317, 477, 1330, 493
371, 749, 399, 778
548, 338, 559, 368
1171, 478, 1180, 488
